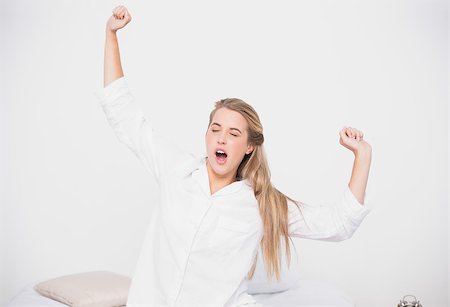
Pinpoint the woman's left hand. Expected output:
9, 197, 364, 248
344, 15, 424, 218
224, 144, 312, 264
339, 126, 372, 156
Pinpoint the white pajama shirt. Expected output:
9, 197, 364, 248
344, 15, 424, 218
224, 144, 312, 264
94, 77, 372, 307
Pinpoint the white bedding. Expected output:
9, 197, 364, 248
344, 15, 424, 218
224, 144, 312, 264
252, 279, 354, 307
6, 279, 354, 307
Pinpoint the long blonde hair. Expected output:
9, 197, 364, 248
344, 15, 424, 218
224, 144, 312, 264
208, 98, 304, 281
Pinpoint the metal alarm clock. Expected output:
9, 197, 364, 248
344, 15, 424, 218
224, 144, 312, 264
397, 295, 422, 307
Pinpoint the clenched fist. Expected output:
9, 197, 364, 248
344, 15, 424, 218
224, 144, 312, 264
339, 126, 372, 156
106, 5, 132, 33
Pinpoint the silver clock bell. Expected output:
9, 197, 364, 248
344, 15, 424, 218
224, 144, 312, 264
397, 295, 422, 307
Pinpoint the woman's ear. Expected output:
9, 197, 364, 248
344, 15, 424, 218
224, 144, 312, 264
246, 144, 255, 155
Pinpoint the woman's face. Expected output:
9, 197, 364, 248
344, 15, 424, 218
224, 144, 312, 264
205, 107, 254, 180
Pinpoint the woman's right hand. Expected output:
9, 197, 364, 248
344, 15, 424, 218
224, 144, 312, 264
106, 5, 132, 33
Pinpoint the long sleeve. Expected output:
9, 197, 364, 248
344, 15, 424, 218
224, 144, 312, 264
288, 185, 372, 241
93, 76, 189, 184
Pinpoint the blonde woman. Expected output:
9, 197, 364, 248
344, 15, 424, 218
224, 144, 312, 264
95, 5, 372, 307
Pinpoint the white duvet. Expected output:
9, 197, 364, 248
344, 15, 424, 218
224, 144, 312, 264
6, 278, 354, 307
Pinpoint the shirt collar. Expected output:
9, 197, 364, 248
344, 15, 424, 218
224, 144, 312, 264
193, 156, 250, 197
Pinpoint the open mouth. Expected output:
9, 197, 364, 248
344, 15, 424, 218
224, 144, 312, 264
215, 150, 228, 164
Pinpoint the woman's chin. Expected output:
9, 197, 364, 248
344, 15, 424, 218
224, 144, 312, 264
209, 156, 236, 175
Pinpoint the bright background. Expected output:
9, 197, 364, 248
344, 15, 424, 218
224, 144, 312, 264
1, 0, 448, 306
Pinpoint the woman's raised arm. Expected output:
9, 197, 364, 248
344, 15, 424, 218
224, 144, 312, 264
94, 6, 194, 185
338, 126, 372, 204
103, 5, 132, 87
287, 127, 372, 241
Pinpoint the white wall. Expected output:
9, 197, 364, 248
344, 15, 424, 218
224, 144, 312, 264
1, 0, 448, 306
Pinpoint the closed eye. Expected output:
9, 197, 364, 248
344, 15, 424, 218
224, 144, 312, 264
211, 129, 239, 137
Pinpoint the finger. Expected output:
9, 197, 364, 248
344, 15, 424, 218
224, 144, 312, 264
357, 131, 363, 140
346, 127, 353, 138
339, 128, 348, 139
119, 7, 128, 16
354, 129, 363, 139
115, 9, 124, 19
124, 11, 131, 21
342, 127, 351, 138
113, 6, 122, 16
118, 8, 126, 19
113, 5, 124, 17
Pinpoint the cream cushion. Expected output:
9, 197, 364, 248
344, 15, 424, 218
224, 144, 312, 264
33, 271, 131, 307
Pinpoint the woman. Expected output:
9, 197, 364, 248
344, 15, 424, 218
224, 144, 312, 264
94, 5, 372, 307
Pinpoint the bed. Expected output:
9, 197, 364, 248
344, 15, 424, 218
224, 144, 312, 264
6, 278, 354, 307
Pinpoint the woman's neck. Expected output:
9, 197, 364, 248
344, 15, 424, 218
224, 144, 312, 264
205, 158, 237, 195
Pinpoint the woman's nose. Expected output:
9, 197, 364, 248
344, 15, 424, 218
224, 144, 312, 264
217, 133, 226, 144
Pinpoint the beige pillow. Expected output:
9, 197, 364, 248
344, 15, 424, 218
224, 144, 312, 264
33, 271, 131, 307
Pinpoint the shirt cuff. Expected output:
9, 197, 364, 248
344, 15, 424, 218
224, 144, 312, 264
93, 76, 128, 102
344, 184, 372, 214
